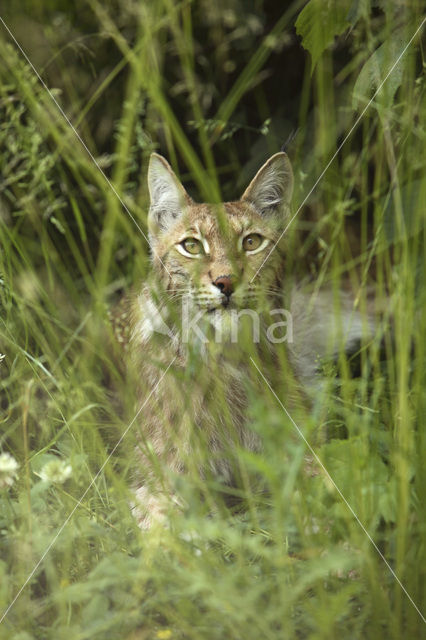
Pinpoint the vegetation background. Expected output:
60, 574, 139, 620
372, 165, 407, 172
0, 0, 425, 638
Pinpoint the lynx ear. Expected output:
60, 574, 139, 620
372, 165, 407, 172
147, 153, 192, 234
241, 152, 293, 218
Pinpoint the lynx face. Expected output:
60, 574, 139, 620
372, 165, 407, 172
146, 153, 293, 324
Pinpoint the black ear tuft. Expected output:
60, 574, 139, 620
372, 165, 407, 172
280, 129, 298, 153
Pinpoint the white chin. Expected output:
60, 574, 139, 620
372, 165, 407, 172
207, 307, 234, 335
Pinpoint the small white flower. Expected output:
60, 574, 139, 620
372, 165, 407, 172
38, 460, 72, 484
0, 452, 19, 488
0, 354, 5, 364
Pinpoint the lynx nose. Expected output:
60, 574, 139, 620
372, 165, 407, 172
213, 275, 234, 298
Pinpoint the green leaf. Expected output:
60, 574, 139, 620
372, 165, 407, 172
382, 179, 425, 246
295, 0, 352, 72
352, 33, 405, 109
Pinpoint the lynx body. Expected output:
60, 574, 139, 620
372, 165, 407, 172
113, 153, 373, 528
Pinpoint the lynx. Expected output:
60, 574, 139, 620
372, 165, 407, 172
112, 152, 374, 528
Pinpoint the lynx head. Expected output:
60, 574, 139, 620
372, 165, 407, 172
146, 152, 293, 317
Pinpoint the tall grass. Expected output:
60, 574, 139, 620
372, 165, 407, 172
0, 1, 425, 638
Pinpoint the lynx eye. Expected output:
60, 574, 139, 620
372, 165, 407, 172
242, 233, 266, 253
178, 237, 204, 257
